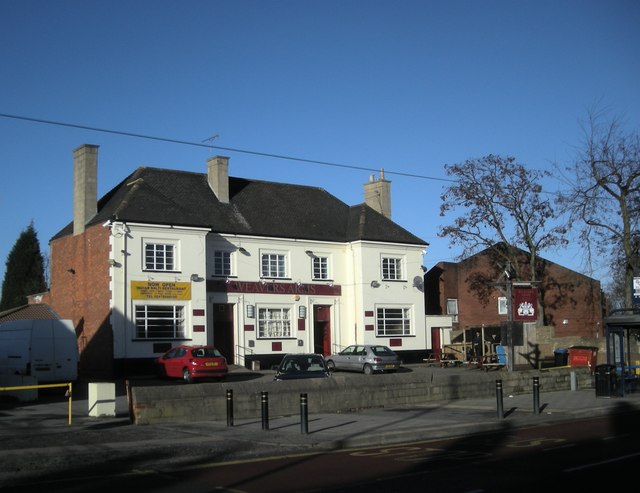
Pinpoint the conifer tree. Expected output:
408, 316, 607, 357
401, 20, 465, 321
0, 222, 47, 311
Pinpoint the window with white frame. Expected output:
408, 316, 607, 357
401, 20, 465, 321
498, 297, 508, 315
257, 307, 292, 338
144, 242, 176, 271
381, 256, 403, 280
376, 307, 412, 336
446, 298, 459, 323
312, 255, 329, 280
261, 252, 287, 278
134, 304, 186, 339
213, 250, 232, 277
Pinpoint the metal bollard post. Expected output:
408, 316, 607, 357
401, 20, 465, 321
261, 391, 269, 430
533, 377, 540, 415
300, 393, 308, 434
226, 389, 234, 427
496, 379, 504, 419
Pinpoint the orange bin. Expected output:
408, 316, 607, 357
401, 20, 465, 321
568, 346, 598, 372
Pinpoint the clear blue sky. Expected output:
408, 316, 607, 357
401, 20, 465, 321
1, 0, 639, 296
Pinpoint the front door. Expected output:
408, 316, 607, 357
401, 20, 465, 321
313, 305, 332, 356
212, 303, 234, 362
431, 327, 442, 361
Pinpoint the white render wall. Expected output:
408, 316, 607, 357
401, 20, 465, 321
206, 234, 428, 365
109, 222, 209, 359
109, 223, 428, 364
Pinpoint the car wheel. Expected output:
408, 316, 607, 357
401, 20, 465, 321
363, 364, 374, 375
182, 368, 193, 384
326, 360, 336, 372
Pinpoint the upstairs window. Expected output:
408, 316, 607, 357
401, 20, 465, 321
381, 256, 403, 280
261, 253, 287, 278
447, 298, 459, 323
213, 251, 232, 277
312, 256, 329, 280
145, 242, 176, 271
498, 297, 508, 315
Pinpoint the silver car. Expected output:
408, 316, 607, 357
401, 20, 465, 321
326, 344, 401, 375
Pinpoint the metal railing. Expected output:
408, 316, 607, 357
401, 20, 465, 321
234, 344, 254, 366
0, 382, 74, 425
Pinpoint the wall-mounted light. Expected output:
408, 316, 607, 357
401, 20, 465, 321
238, 246, 249, 255
246, 305, 255, 318
370, 280, 380, 288
190, 274, 203, 282
298, 306, 307, 319
108, 259, 117, 267
305, 250, 315, 257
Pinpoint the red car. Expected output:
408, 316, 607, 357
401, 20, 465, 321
155, 345, 228, 383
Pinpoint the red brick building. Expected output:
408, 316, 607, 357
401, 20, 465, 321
424, 246, 604, 367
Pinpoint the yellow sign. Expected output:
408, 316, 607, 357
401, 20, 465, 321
131, 281, 192, 300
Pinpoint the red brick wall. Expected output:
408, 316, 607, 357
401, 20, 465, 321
48, 225, 113, 378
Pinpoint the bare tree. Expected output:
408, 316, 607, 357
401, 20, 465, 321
557, 112, 640, 309
439, 155, 568, 323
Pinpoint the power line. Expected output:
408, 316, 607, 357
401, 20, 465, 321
0, 112, 456, 183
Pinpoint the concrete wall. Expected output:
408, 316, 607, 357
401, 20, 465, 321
130, 367, 593, 425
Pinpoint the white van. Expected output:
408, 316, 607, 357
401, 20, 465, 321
0, 319, 78, 382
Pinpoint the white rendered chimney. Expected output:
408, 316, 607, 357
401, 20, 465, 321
364, 168, 391, 219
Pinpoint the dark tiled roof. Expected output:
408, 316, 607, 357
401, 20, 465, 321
0, 304, 61, 323
52, 167, 427, 246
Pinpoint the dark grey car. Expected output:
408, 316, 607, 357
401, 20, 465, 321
273, 353, 331, 381
326, 344, 401, 375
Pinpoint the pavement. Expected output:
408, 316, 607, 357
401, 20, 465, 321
1, 364, 639, 484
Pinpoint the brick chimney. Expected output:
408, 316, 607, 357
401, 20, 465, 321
207, 155, 230, 203
73, 144, 99, 235
364, 169, 391, 219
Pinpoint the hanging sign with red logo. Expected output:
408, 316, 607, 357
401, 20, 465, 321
513, 288, 537, 321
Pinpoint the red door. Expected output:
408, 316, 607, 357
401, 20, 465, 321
313, 305, 332, 356
212, 303, 234, 362
431, 327, 442, 361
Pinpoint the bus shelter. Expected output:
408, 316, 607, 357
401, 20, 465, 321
604, 308, 640, 396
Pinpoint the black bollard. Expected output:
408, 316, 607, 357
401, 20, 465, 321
496, 379, 504, 419
533, 377, 540, 415
226, 389, 234, 427
300, 393, 308, 434
261, 391, 269, 430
